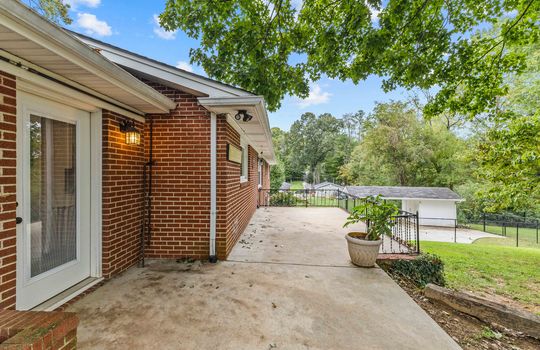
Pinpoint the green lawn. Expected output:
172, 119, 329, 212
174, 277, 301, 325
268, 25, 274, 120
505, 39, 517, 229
421, 241, 540, 314
470, 224, 539, 249
290, 181, 304, 190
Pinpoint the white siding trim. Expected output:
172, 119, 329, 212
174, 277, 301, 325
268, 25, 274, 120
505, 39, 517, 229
90, 110, 102, 278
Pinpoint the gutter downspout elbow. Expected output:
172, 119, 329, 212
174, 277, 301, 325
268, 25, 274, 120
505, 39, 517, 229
209, 112, 218, 263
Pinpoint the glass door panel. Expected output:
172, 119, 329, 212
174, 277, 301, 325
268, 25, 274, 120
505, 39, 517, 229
29, 115, 77, 277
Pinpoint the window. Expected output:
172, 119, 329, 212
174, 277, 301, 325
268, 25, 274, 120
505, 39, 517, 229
240, 138, 248, 182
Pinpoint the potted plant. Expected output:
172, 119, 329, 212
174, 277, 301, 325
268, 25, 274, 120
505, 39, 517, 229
344, 195, 399, 267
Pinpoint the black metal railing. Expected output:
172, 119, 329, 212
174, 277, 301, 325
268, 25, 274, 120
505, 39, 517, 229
258, 188, 342, 207
258, 189, 420, 254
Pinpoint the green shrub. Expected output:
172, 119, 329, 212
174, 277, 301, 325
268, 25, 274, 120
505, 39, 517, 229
270, 192, 301, 206
386, 254, 445, 288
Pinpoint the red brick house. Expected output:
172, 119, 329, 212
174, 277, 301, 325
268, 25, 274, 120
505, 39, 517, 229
0, 0, 274, 313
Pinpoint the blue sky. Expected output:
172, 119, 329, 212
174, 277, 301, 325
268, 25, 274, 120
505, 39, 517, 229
59, 0, 410, 130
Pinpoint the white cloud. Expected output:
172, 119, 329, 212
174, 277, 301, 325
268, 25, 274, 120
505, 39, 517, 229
297, 83, 331, 108
176, 61, 193, 72
64, 0, 101, 9
153, 14, 177, 40
76, 13, 112, 36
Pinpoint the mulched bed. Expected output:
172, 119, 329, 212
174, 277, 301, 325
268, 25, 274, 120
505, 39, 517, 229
395, 278, 540, 350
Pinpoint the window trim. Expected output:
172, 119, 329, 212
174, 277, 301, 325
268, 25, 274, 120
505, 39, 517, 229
240, 137, 248, 183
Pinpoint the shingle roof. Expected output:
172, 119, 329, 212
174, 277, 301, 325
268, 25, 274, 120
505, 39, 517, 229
70, 30, 255, 96
279, 182, 291, 190
313, 182, 343, 190
344, 186, 462, 200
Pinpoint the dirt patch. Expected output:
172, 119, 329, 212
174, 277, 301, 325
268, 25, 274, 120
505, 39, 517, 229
396, 279, 540, 349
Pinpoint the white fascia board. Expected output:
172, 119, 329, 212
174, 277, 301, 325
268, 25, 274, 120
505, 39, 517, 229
197, 96, 265, 107
0, 59, 145, 122
198, 96, 276, 164
406, 198, 464, 202
76, 36, 252, 99
348, 195, 463, 202
0, 1, 175, 112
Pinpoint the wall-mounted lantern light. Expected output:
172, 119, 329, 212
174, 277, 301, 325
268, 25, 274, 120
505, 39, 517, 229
234, 109, 253, 122
119, 119, 141, 145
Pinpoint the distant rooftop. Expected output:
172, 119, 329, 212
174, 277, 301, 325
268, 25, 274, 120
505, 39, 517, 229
344, 186, 462, 200
279, 182, 291, 190
313, 182, 343, 190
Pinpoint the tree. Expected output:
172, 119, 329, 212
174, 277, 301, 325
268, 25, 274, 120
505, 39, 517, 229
341, 101, 469, 188
23, 0, 72, 24
474, 113, 539, 212
270, 127, 287, 188
160, 0, 539, 114
286, 112, 342, 184
321, 134, 355, 183
471, 41, 540, 212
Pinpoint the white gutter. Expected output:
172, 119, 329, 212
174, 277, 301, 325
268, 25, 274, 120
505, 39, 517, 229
209, 112, 218, 262
0, 0, 176, 113
198, 96, 277, 165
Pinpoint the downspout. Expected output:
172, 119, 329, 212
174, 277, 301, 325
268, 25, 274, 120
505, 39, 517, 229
209, 112, 218, 263
140, 115, 154, 267
147, 116, 154, 256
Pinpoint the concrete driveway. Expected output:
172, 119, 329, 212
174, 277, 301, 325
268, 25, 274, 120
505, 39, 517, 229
418, 225, 504, 244
68, 207, 460, 350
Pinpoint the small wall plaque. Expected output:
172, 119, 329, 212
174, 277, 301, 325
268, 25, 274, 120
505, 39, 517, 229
227, 143, 242, 164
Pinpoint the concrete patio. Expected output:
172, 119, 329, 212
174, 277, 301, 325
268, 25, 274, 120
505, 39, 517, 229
68, 207, 460, 349
418, 225, 504, 244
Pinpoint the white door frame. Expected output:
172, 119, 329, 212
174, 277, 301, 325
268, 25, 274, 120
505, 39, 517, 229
16, 80, 102, 309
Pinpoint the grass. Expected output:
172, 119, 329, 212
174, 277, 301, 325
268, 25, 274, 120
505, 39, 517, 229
421, 241, 540, 314
289, 181, 304, 190
469, 224, 539, 249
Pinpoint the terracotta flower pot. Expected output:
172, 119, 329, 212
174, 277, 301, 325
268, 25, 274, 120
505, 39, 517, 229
345, 232, 382, 267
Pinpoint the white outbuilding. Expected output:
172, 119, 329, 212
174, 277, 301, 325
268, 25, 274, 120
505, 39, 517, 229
344, 186, 463, 227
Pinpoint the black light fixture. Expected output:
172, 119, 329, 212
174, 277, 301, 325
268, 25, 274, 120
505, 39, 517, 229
234, 109, 253, 122
119, 119, 141, 145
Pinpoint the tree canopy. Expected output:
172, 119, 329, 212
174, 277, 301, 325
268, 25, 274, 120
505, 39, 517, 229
471, 40, 540, 212
24, 0, 71, 24
160, 0, 539, 113
341, 101, 468, 188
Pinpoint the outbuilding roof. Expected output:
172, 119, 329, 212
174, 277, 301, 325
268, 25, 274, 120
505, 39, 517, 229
344, 186, 462, 201
313, 182, 343, 190
279, 182, 291, 190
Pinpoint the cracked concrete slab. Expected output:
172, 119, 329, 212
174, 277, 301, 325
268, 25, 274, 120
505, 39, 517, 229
68, 207, 460, 350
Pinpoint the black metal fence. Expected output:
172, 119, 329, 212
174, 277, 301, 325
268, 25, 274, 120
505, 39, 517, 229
258, 188, 342, 207
258, 189, 420, 254
459, 212, 539, 247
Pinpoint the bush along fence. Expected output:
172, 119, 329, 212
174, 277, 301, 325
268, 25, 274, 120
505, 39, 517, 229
258, 189, 420, 255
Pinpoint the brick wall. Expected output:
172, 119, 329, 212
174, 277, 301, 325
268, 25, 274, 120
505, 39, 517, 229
216, 120, 261, 258
143, 80, 212, 259
101, 110, 145, 278
0, 309, 78, 349
139, 78, 266, 260
257, 160, 271, 206
0, 69, 271, 304
261, 159, 270, 190
0, 71, 17, 310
